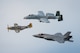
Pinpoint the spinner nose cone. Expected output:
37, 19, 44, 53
7, 27, 10, 32
7, 27, 9, 29
7, 25, 10, 29
7, 27, 11, 30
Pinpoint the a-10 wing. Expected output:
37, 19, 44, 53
38, 11, 45, 16
39, 18, 50, 23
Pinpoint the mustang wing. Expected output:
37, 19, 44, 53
15, 29, 20, 33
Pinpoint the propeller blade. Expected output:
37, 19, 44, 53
7, 25, 9, 32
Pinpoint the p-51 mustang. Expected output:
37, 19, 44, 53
7, 23, 32, 33
24, 11, 63, 23
33, 31, 73, 43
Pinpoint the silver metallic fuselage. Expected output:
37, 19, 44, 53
24, 14, 57, 19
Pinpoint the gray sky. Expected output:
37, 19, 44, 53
0, 0, 80, 53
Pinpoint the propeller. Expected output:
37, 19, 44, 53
7, 25, 9, 32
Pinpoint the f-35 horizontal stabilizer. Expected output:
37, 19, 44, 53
64, 36, 72, 41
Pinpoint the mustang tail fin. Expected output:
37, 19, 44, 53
28, 23, 32, 28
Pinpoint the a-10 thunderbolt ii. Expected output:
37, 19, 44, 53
33, 31, 73, 43
7, 23, 32, 33
24, 11, 63, 23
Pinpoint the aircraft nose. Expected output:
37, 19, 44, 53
33, 35, 38, 37
7, 27, 9, 29
7, 27, 11, 29
7, 26, 10, 29
24, 17, 27, 19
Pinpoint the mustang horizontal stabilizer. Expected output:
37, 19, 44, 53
15, 29, 20, 33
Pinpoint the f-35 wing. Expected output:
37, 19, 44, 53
52, 33, 65, 43
54, 33, 62, 36
53, 37, 64, 43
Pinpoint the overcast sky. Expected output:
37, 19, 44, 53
0, 0, 80, 53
